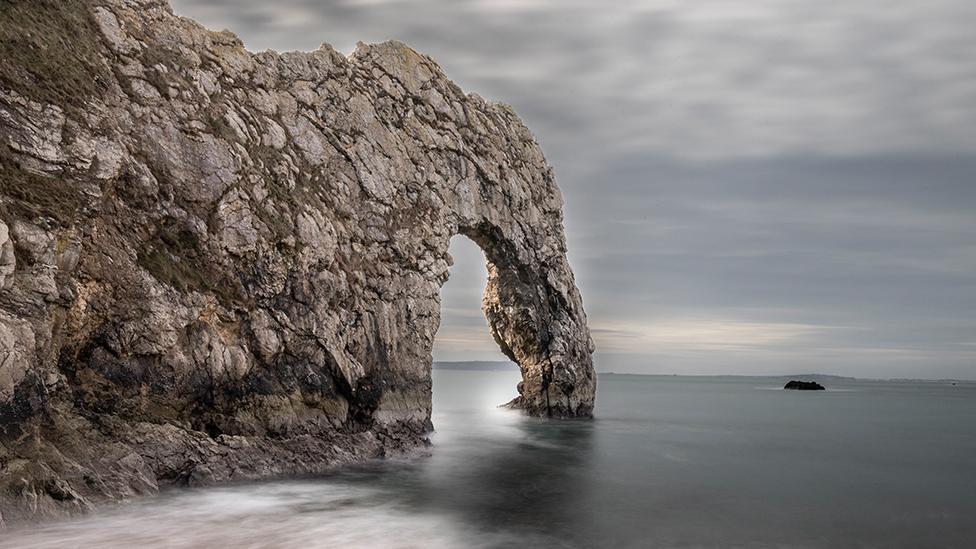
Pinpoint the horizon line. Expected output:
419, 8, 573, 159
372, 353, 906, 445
433, 360, 975, 383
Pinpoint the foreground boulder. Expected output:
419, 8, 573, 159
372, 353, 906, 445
784, 380, 826, 391
0, 0, 595, 522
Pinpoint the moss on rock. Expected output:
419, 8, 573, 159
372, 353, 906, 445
0, 0, 111, 109
0, 148, 84, 227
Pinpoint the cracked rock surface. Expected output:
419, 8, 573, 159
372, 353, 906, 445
0, 0, 595, 523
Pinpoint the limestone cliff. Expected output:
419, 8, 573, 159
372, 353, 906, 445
0, 0, 595, 523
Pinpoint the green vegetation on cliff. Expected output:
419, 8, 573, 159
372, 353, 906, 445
0, 0, 111, 107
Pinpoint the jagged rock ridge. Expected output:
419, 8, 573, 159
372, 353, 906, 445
0, 0, 595, 523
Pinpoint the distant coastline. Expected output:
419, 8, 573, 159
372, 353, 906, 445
433, 361, 973, 384
434, 361, 520, 372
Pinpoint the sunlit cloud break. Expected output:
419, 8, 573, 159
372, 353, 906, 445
592, 319, 835, 354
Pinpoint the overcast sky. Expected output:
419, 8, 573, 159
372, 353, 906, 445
171, 0, 976, 379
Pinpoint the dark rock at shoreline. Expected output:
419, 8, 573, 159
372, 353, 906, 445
784, 380, 826, 391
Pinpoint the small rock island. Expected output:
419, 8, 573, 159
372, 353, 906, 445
784, 380, 826, 391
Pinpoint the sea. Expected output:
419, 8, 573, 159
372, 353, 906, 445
3, 369, 974, 548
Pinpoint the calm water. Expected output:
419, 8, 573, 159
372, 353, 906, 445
4, 371, 975, 548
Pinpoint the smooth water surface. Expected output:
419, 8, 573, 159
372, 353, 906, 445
4, 371, 975, 548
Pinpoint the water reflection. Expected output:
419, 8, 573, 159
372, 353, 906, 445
0, 369, 596, 549
330, 369, 597, 545
417, 419, 596, 541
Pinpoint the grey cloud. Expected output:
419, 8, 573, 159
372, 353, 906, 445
172, 0, 976, 158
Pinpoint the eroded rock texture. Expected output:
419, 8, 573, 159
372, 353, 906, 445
0, 0, 595, 522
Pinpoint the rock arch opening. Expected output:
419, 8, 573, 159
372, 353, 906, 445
430, 222, 596, 418
433, 236, 509, 367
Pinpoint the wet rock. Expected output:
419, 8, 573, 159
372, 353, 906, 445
784, 380, 826, 391
0, 0, 594, 523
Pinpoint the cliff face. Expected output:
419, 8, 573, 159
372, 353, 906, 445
0, 0, 595, 523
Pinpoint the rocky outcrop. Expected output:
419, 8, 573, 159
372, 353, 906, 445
784, 380, 826, 391
0, 0, 595, 523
